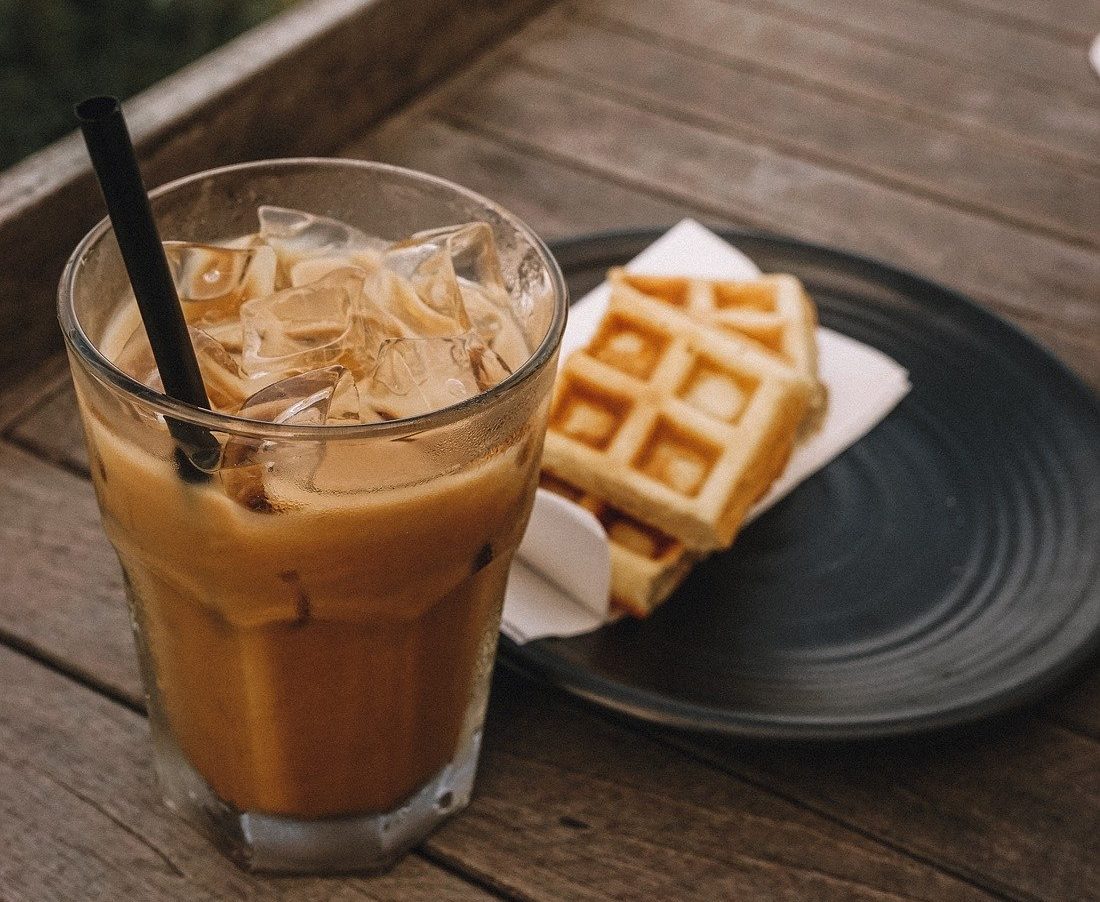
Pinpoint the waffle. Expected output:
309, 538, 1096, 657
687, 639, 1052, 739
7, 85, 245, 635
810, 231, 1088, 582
542, 288, 812, 551
610, 269, 826, 432
540, 474, 697, 617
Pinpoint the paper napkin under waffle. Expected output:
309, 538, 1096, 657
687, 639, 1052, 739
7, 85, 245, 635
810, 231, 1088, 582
502, 220, 911, 643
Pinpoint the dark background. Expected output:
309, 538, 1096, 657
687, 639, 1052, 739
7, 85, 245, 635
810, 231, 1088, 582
0, 0, 295, 169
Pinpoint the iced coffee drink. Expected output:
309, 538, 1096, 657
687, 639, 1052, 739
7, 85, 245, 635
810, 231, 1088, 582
59, 161, 566, 873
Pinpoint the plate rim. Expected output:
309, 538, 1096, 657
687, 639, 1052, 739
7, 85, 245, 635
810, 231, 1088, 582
501, 226, 1100, 740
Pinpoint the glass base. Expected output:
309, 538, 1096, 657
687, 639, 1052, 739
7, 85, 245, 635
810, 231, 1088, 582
151, 726, 481, 874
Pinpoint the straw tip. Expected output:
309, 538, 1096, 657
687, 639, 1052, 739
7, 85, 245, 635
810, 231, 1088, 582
75, 96, 121, 124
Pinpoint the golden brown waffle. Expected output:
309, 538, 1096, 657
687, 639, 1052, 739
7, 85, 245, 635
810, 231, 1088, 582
540, 474, 696, 617
610, 269, 826, 432
542, 289, 812, 551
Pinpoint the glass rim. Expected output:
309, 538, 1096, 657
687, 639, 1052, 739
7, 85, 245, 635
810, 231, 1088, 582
58, 157, 568, 440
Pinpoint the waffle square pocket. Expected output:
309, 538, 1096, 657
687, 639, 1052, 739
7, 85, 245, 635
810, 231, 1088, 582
543, 288, 813, 551
610, 269, 826, 432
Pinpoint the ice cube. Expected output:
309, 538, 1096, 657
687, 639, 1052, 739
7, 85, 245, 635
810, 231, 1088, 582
258, 206, 384, 285
190, 327, 249, 411
163, 241, 276, 323
467, 337, 513, 390
289, 253, 381, 288
365, 336, 479, 420
234, 365, 360, 425
240, 268, 365, 382
364, 334, 510, 420
114, 324, 246, 411
383, 240, 471, 334
220, 366, 360, 512
399, 222, 506, 293
196, 317, 243, 356
461, 283, 530, 369
357, 266, 455, 344
386, 222, 531, 366
114, 323, 157, 387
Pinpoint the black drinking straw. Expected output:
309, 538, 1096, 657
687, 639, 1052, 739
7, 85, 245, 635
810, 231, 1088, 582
76, 96, 219, 482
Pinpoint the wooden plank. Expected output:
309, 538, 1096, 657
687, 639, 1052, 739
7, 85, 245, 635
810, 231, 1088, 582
0, 0, 553, 394
0, 437, 137, 699
666, 717, 1100, 901
1045, 665, 1100, 739
586, 0, 1100, 169
0, 442, 996, 899
0, 353, 71, 433
919, 0, 1099, 42
517, 11, 1099, 246
0, 645, 492, 901
447, 667, 995, 901
350, 117, 1100, 388
432, 65, 1100, 350
349, 113, 696, 237
5, 368, 88, 475
736, 0, 1095, 94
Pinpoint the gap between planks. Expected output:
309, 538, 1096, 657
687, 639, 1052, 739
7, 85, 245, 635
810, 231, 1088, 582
500, 662, 1024, 902
715, 0, 1100, 100
910, 0, 1097, 45
576, 4, 1100, 179
510, 53, 1098, 250
430, 108, 1100, 362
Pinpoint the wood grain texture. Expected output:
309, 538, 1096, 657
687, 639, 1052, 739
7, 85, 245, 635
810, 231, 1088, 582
444, 668, 996, 901
0, 645, 491, 902
0, 441, 999, 900
0, 354, 71, 433
433, 65, 1100, 355
354, 115, 1100, 387
518, 11, 1099, 246
586, 0, 1100, 168
732, 0, 1098, 95
918, 0, 1099, 42
0, 0, 553, 393
5, 369, 88, 475
351, 116, 697, 236
666, 719, 1100, 901
0, 440, 137, 699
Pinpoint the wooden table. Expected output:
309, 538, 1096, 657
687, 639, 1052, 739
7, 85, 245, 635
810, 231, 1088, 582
1, 1, 1097, 898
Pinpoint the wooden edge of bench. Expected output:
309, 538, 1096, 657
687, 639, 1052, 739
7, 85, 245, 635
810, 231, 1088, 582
0, 0, 553, 392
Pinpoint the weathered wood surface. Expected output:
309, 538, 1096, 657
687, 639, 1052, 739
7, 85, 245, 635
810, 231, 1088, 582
424, 61, 1100, 353
586, 0, 1100, 168
933, 0, 1097, 39
667, 722, 1100, 901
2, 0, 1099, 897
732, 0, 1095, 94
0, 0, 553, 393
522, 11, 1098, 245
0, 643, 491, 902
347, 10, 1100, 383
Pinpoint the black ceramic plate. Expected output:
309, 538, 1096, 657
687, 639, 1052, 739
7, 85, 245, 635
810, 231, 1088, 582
500, 229, 1100, 739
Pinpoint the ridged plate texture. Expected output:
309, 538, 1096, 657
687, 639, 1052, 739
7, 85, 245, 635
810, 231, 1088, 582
502, 230, 1100, 739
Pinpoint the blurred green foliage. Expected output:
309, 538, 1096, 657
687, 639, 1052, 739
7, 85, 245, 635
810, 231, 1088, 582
0, 0, 296, 169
